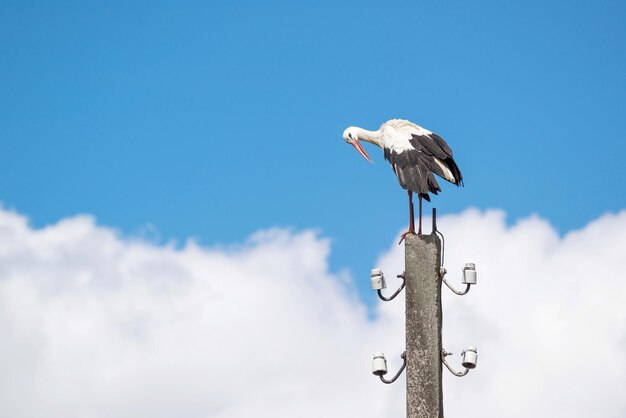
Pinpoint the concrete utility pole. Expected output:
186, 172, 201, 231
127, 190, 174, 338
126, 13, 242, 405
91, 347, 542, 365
404, 233, 443, 418
370, 209, 478, 417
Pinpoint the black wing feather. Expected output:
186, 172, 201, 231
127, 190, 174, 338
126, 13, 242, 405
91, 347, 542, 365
409, 133, 463, 187
384, 132, 463, 200
384, 147, 441, 200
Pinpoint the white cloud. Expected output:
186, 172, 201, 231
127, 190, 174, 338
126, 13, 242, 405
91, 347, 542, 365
0, 206, 625, 417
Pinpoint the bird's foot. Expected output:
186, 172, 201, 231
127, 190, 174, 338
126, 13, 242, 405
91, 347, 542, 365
398, 230, 416, 245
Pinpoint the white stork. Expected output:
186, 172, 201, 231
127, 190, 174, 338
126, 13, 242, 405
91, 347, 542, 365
343, 119, 463, 241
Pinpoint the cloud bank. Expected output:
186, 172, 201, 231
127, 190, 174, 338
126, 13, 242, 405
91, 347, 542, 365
0, 207, 624, 417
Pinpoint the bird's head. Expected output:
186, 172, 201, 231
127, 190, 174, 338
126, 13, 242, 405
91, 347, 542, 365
343, 126, 373, 163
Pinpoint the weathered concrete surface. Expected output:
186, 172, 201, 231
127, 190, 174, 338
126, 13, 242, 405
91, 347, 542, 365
405, 233, 443, 418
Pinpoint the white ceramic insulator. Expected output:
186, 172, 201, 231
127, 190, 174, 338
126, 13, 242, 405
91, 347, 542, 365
372, 353, 388, 375
370, 269, 386, 290
462, 346, 478, 369
462, 264, 477, 284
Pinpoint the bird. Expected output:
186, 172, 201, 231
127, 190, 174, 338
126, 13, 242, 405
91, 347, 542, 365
342, 119, 463, 242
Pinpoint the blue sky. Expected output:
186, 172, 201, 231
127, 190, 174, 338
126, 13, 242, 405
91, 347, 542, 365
1, 0, 625, 299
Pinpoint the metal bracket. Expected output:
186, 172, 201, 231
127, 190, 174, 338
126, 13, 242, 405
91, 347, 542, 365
439, 267, 471, 295
379, 351, 407, 384
377, 273, 405, 301
432, 208, 446, 266
441, 349, 476, 377
441, 350, 469, 377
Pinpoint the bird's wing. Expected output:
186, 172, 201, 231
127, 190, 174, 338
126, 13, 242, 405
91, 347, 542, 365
384, 143, 442, 200
384, 120, 463, 186
410, 132, 453, 160
386, 120, 453, 159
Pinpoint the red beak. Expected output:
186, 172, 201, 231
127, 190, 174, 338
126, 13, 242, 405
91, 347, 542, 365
352, 139, 373, 163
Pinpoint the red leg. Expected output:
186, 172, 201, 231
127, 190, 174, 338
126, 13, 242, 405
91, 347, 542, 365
418, 195, 422, 235
399, 191, 416, 244
408, 190, 415, 233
